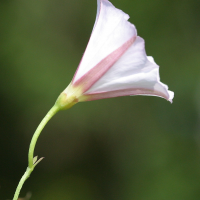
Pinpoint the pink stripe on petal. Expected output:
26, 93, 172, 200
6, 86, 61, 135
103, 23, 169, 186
72, 0, 102, 84
73, 36, 136, 92
82, 87, 172, 102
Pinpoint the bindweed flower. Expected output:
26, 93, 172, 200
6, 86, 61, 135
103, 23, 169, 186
56, 0, 174, 109
12, 1, 175, 199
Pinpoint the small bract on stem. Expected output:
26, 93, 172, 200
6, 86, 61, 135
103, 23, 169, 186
12, 0, 174, 199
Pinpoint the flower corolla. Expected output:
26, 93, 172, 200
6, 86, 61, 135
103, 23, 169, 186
56, 0, 174, 110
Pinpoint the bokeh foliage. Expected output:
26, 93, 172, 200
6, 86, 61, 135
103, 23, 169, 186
1, 0, 200, 199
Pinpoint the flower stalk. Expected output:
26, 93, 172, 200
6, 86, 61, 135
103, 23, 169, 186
13, 104, 61, 200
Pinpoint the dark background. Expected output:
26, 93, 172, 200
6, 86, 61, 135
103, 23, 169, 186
1, 0, 200, 199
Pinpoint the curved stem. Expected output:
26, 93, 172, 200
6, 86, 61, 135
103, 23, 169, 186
28, 105, 60, 168
12, 167, 33, 200
13, 104, 60, 200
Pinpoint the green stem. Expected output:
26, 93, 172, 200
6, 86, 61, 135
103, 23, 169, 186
13, 104, 60, 200
12, 167, 33, 200
28, 105, 60, 168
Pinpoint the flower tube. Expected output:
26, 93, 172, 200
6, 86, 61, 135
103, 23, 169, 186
56, 0, 174, 110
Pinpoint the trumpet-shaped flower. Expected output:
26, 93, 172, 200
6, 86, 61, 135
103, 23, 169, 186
12, 2, 175, 197
56, 0, 174, 110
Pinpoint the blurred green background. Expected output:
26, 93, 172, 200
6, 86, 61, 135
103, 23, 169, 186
1, 0, 200, 199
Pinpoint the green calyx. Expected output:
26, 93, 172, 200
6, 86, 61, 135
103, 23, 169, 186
55, 92, 78, 110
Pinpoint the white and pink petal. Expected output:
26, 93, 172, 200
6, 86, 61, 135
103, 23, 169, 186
61, 0, 174, 106
73, 0, 137, 83
82, 37, 174, 102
